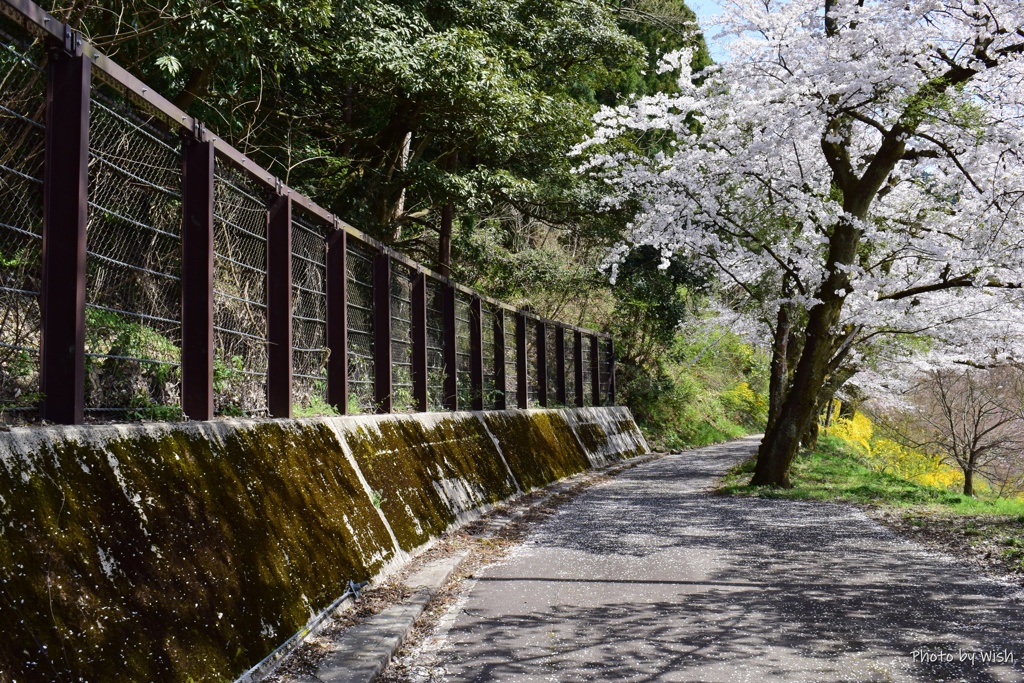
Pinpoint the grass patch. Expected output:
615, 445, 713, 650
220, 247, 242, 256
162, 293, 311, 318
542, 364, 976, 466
718, 435, 1024, 517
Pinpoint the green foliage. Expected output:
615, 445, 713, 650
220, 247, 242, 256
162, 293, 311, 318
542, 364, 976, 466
720, 436, 1024, 516
608, 245, 769, 451
598, 0, 712, 103
84, 308, 182, 420
348, 395, 365, 415
49, 0, 718, 426
213, 355, 247, 417
293, 393, 341, 418
620, 310, 769, 451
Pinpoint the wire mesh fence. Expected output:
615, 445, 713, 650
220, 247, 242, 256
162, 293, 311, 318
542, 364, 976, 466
504, 321, 518, 408
581, 338, 593, 407
545, 326, 559, 407
291, 209, 329, 414
213, 158, 269, 416
480, 305, 496, 409
0, 29, 45, 419
425, 276, 446, 410
597, 339, 610, 406
83, 89, 183, 419
526, 321, 539, 407
0, 4, 614, 423
455, 291, 472, 408
346, 238, 375, 413
564, 332, 576, 407
390, 261, 415, 412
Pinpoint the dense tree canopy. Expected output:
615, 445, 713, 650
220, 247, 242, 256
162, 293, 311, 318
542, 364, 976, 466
578, 0, 1024, 486
61, 0, 707, 300
45, 0, 761, 443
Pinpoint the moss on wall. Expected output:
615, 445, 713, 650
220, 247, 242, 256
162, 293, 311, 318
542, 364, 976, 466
0, 407, 647, 683
334, 414, 519, 551
481, 411, 592, 491
0, 421, 394, 683
561, 407, 651, 466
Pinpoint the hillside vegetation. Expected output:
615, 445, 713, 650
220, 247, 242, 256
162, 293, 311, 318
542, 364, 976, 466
622, 321, 768, 451
10, 0, 725, 435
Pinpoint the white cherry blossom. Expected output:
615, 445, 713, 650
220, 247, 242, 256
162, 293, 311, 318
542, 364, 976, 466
577, 0, 1024, 485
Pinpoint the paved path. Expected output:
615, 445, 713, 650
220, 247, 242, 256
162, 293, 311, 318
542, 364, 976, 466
405, 437, 1024, 682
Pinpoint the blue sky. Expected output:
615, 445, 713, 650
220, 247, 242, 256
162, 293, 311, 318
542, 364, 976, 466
686, 0, 729, 62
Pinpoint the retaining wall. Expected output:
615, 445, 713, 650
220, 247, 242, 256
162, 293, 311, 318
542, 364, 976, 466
0, 407, 647, 682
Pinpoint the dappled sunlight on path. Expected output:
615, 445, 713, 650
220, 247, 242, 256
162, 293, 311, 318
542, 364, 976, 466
408, 437, 1024, 682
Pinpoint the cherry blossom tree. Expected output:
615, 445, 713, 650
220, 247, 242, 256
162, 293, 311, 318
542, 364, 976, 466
577, 0, 1024, 486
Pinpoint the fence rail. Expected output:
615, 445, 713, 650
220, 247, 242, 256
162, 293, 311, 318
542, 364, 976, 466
0, 0, 615, 423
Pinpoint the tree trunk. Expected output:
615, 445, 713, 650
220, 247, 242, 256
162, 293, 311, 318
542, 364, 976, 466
765, 297, 793, 436
173, 64, 215, 112
805, 366, 856, 450
367, 97, 417, 233
436, 151, 458, 277
963, 468, 974, 497
391, 131, 413, 241
752, 218, 859, 486
438, 202, 453, 278
751, 303, 839, 487
803, 418, 820, 450
341, 85, 353, 157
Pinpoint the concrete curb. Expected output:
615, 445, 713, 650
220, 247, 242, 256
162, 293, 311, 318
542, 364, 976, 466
299, 552, 469, 683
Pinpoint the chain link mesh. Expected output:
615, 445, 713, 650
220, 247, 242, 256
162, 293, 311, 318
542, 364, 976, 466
480, 304, 496, 409
526, 320, 539, 407
454, 292, 471, 408
0, 30, 45, 419
213, 159, 268, 416
581, 338, 593, 407
291, 209, 329, 414
546, 325, 559, 407
597, 338, 610, 406
390, 261, 415, 412
84, 89, 182, 419
346, 238, 375, 413
0, 17, 614, 421
425, 276, 445, 411
504, 318, 518, 408
564, 331, 576, 407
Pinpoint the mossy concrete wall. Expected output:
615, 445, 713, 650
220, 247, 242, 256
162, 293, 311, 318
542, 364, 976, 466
0, 407, 647, 683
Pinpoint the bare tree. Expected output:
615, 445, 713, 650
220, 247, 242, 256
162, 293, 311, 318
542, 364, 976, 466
881, 367, 1024, 497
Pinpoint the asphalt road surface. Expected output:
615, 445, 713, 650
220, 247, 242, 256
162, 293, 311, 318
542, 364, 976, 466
400, 436, 1024, 683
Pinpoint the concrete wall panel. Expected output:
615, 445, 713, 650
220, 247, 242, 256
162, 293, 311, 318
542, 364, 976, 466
0, 407, 646, 682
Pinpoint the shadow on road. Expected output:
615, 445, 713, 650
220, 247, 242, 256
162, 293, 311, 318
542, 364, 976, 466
428, 439, 1024, 682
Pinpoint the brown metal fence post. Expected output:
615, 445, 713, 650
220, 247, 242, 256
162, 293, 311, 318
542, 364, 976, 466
441, 283, 458, 410
469, 297, 483, 410
266, 193, 292, 418
373, 249, 392, 413
494, 308, 506, 410
40, 49, 90, 424
411, 271, 428, 411
326, 230, 348, 413
554, 326, 566, 406
0, 0, 621, 426
180, 136, 215, 421
536, 321, 547, 408
607, 337, 616, 405
515, 312, 528, 409
573, 330, 584, 408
